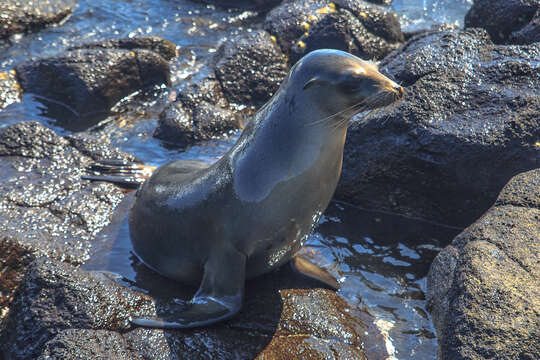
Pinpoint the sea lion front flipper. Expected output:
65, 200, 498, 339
131, 246, 246, 329
291, 254, 341, 290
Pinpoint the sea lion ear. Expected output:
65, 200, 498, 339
303, 77, 329, 90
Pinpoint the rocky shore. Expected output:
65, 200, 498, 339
0, 0, 538, 359
428, 168, 539, 360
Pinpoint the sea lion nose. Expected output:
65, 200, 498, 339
394, 85, 405, 98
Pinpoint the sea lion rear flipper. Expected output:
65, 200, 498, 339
131, 245, 246, 329
82, 159, 155, 188
291, 254, 341, 290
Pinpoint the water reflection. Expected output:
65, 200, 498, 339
393, 0, 473, 31
313, 202, 461, 359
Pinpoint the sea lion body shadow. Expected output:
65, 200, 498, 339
93, 49, 405, 329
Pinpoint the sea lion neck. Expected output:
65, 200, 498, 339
227, 89, 346, 204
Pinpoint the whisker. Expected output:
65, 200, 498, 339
306, 87, 405, 130
304, 100, 368, 127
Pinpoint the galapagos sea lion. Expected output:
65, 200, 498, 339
126, 49, 404, 329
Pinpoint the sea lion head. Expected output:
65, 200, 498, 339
287, 49, 404, 126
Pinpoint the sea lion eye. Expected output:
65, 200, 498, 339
303, 77, 330, 90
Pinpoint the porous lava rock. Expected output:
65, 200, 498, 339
337, 28, 540, 227
154, 30, 288, 146
213, 29, 288, 107
264, 0, 404, 64
0, 256, 385, 359
15, 36, 173, 129
0, 121, 135, 328
465, 0, 539, 44
0, 0, 78, 40
0, 70, 21, 110
427, 168, 540, 360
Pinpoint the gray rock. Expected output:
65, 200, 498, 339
337, 28, 540, 227
1, 256, 385, 359
0, 121, 134, 324
155, 30, 288, 146
0, 0, 77, 40
15, 37, 172, 130
465, 0, 539, 44
427, 168, 540, 360
264, 0, 403, 63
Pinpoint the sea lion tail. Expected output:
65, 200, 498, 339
82, 159, 155, 188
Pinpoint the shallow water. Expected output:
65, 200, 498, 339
1, 0, 473, 358
393, 0, 474, 31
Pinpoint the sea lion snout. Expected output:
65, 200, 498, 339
394, 85, 405, 98
380, 76, 405, 99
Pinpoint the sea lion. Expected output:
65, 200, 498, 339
126, 49, 404, 329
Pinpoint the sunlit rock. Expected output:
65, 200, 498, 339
337, 28, 540, 227
427, 168, 540, 359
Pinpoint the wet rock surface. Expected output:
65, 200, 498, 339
15, 36, 173, 130
0, 258, 154, 360
68, 36, 177, 61
465, 0, 539, 44
155, 30, 288, 146
154, 75, 242, 146
337, 28, 540, 227
256, 289, 384, 359
198, 0, 283, 11
0, 121, 134, 325
427, 169, 540, 360
0, 256, 383, 359
0, 69, 21, 110
264, 0, 403, 64
0, 0, 78, 40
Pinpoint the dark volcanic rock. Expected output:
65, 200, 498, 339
69, 36, 177, 61
265, 0, 403, 63
0, 121, 134, 326
465, 0, 539, 44
154, 75, 241, 146
510, 7, 540, 44
0, 256, 384, 359
0, 0, 77, 40
427, 169, 540, 360
155, 30, 288, 146
366, 0, 392, 4
15, 37, 172, 130
337, 29, 540, 227
0, 258, 155, 360
214, 30, 288, 107
198, 0, 393, 9
198, 0, 283, 11
0, 69, 21, 110
39, 329, 137, 360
